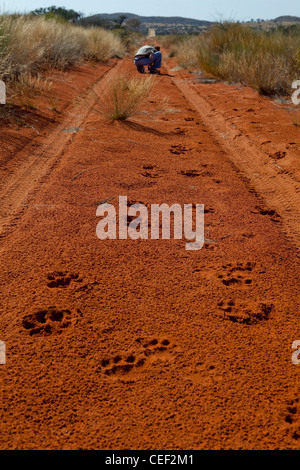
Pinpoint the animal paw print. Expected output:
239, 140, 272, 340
169, 145, 191, 155
142, 338, 176, 363
141, 164, 165, 179
179, 170, 200, 177
269, 150, 286, 160
142, 164, 155, 170
127, 198, 146, 206
46, 271, 83, 288
251, 206, 280, 222
218, 262, 255, 287
285, 397, 300, 441
141, 171, 158, 178
101, 338, 176, 377
125, 198, 150, 227
22, 307, 82, 336
101, 353, 146, 376
172, 127, 186, 135
188, 361, 223, 385
217, 300, 273, 324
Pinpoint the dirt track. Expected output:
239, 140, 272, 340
0, 56, 299, 449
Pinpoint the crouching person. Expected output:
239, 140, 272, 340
134, 45, 161, 74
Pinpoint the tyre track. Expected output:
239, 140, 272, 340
0, 60, 123, 241
167, 67, 300, 249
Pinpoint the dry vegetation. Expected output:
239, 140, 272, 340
95, 74, 154, 121
0, 14, 125, 82
161, 22, 300, 96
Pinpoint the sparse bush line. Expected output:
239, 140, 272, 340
167, 22, 300, 96
0, 14, 126, 84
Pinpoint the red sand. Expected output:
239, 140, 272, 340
0, 57, 299, 449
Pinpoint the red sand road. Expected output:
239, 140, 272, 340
0, 56, 299, 449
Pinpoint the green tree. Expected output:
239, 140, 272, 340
113, 15, 127, 28
31, 6, 83, 22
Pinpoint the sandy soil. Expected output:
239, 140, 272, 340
0, 56, 299, 450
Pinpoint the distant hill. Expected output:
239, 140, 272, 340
81, 12, 212, 34
80, 12, 300, 35
274, 16, 300, 22
246, 15, 300, 32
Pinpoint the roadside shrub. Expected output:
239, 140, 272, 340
173, 22, 300, 95
174, 36, 201, 70
0, 14, 125, 81
95, 74, 154, 121
81, 27, 125, 62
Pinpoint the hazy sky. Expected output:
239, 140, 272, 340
2, 0, 300, 21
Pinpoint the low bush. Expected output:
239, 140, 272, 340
95, 74, 154, 121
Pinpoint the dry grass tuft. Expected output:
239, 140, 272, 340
174, 37, 200, 71
12, 72, 53, 95
81, 27, 125, 62
95, 74, 154, 121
